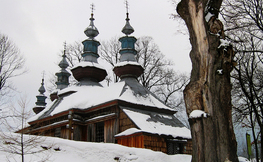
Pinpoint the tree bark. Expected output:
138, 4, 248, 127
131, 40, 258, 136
177, 0, 238, 161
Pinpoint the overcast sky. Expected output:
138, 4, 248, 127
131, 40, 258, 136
0, 0, 191, 108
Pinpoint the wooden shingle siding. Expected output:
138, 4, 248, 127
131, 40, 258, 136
143, 135, 167, 153
119, 109, 138, 132
182, 140, 192, 154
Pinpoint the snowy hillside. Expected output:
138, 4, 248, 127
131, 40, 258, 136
0, 133, 191, 162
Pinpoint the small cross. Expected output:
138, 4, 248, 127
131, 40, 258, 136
63, 41, 67, 54
61, 41, 67, 57
124, 0, 129, 13
41, 71, 46, 81
91, 3, 95, 14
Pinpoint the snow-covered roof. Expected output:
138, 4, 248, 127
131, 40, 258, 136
118, 107, 191, 139
115, 61, 142, 67
115, 128, 144, 137
71, 61, 106, 71
28, 77, 173, 123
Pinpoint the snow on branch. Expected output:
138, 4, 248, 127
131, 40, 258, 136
218, 39, 230, 49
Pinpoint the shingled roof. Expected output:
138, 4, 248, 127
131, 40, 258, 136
28, 77, 176, 123
116, 107, 191, 139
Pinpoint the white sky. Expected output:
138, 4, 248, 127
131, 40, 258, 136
0, 0, 191, 108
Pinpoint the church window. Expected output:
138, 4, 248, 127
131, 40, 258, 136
54, 127, 61, 137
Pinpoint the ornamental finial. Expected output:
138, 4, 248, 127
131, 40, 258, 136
41, 70, 45, 81
125, 0, 129, 13
121, 0, 134, 35
91, 3, 95, 14
59, 42, 69, 69
63, 41, 67, 56
38, 72, 46, 95
84, 3, 99, 39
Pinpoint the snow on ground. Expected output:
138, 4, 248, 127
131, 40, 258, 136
0, 133, 191, 162
238, 157, 250, 162
0, 133, 251, 162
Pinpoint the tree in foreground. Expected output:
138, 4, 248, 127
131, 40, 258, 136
0, 33, 25, 102
176, 0, 238, 161
0, 96, 51, 162
221, 0, 263, 160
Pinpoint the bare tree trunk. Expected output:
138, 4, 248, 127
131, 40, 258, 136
21, 124, 24, 162
21, 105, 25, 162
250, 107, 259, 162
177, 0, 238, 161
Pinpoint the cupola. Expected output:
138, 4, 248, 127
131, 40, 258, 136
33, 78, 47, 114
113, 5, 144, 79
55, 44, 71, 90
71, 4, 107, 84
50, 43, 71, 101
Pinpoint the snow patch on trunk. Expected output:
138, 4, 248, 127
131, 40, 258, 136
189, 110, 208, 119
205, 12, 214, 22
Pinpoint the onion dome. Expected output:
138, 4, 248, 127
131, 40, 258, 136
38, 79, 46, 95
71, 5, 107, 83
50, 44, 71, 101
58, 52, 69, 69
84, 13, 99, 39
33, 79, 47, 114
122, 13, 134, 36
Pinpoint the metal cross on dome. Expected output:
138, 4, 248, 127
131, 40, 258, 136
125, 0, 129, 13
63, 41, 67, 56
90, 3, 95, 14
41, 70, 45, 80
64, 41, 66, 51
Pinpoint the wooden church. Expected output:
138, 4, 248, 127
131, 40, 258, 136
22, 8, 192, 155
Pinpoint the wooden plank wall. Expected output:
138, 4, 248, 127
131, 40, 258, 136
44, 129, 54, 137
87, 124, 95, 142
73, 125, 82, 141
117, 134, 144, 148
104, 118, 118, 143
61, 126, 68, 139
116, 134, 192, 155
119, 109, 137, 132
116, 134, 167, 153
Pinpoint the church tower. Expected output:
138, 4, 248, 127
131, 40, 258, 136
113, 5, 144, 79
71, 4, 107, 85
55, 44, 71, 90
50, 44, 71, 101
33, 78, 47, 114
